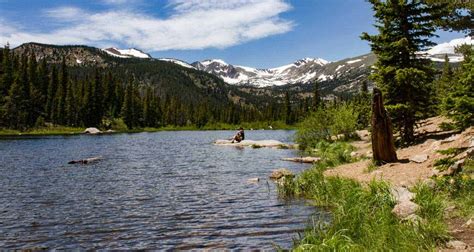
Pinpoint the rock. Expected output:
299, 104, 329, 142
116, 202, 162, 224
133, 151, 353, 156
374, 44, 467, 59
355, 130, 370, 141
390, 186, 414, 203
430, 168, 440, 177
68, 156, 102, 165
446, 159, 465, 175
446, 240, 468, 250
409, 154, 429, 163
392, 201, 419, 219
247, 177, 260, 183
423, 179, 436, 189
441, 134, 460, 144
462, 218, 473, 229
84, 127, 101, 134
444, 205, 456, 216
350, 151, 360, 158
269, 168, 294, 180
105, 129, 116, 133
282, 157, 321, 163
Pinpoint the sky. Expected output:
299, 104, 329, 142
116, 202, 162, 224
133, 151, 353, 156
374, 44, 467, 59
0, 0, 466, 68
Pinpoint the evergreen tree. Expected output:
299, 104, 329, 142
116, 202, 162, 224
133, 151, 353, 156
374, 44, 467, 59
0, 44, 13, 96
441, 46, 474, 129
312, 81, 321, 111
65, 80, 77, 126
46, 66, 58, 120
4, 57, 30, 129
362, 0, 441, 144
122, 82, 134, 129
284, 91, 292, 125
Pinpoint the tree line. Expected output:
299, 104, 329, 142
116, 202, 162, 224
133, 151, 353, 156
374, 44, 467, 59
0, 47, 325, 130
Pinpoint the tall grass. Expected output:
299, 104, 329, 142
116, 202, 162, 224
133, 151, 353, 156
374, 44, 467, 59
278, 140, 449, 250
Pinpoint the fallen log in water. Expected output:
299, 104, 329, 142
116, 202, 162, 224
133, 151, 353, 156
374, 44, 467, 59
282, 156, 321, 163
68, 156, 102, 164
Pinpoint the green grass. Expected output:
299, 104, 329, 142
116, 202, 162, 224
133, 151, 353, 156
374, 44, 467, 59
277, 140, 454, 251
281, 168, 449, 251
0, 120, 296, 136
0, 126, 84, 136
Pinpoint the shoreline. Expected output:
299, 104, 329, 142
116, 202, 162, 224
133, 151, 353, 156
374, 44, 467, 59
0, 125, 298, 137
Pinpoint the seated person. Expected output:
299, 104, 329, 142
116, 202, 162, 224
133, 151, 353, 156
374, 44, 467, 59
231, 127, 245, 143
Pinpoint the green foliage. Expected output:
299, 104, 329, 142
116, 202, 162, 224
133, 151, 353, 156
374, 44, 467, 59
362, 0, 441, 144
283, 170, 448, 251
440, 48, 474, 129
296, 104, 359, 149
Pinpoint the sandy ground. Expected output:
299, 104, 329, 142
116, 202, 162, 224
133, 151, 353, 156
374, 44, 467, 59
324, 116, 473, 187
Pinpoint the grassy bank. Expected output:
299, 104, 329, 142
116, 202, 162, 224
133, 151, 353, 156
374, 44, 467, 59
278, 141, 474, 251
0, 120, 295, 136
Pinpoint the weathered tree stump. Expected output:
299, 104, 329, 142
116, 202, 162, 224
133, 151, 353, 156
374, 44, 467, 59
371, 88, 397, 164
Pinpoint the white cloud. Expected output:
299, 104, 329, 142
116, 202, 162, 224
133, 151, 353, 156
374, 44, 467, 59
0, 0, 294, 51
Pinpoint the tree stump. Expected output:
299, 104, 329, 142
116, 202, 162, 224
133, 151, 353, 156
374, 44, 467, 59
371, 88, 397, 164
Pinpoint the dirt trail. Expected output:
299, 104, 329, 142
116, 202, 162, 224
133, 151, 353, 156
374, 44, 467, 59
324, 116, 473, 187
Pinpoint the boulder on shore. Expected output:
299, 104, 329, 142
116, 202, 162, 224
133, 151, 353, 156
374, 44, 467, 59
269, 168, 294, 180
282, 156, 321, 163
84, 127, 101, 134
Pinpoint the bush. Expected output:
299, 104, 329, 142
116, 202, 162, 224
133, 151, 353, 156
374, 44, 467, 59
296, 104, 359, 149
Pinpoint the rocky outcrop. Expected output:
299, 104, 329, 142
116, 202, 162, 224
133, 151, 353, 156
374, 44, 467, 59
214, 139, 291, 148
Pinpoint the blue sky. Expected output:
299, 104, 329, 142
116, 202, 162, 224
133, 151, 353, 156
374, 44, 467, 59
0, 0, 465, 68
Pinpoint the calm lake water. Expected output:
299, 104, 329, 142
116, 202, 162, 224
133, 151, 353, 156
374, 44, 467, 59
0, 130, 327, 250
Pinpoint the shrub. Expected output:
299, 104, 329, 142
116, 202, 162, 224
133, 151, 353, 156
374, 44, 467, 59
296, 104, 359, 149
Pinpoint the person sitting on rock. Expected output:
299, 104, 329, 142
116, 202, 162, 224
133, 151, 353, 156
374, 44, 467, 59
231, 127, 245, 143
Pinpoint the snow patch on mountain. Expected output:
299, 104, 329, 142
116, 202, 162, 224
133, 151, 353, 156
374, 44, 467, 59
158, 58, 195, 69
347, 59, 362, 64
103, 47, 151, 58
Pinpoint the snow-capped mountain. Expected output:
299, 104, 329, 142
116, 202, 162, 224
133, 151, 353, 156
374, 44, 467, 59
191, 58, 329, 87
423, 36, 473, 62
103, 47, 151, 58
190, 37, 471, 88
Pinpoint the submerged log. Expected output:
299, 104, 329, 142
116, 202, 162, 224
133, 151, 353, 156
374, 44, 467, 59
68, 156, 102, 164
371, 88, 397, 164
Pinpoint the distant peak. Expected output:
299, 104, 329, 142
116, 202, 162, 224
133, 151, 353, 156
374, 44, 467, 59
201, 59, 228, 65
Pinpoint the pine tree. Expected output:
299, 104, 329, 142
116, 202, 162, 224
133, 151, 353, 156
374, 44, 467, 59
312, 81, 321, 111
122, 82, 134, 129
284, 91, 292, 125
362, 0, 440, 144
0, 44, 13, 96
441, 46, 474, 129
65, 80, 77, 126
4, 57, 30, 130
46, 66, 58, 120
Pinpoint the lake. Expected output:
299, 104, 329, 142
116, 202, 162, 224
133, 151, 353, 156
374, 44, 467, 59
0, 130, 327, 250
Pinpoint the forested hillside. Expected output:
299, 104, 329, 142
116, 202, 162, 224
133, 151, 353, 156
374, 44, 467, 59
0, 43, 319, 131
